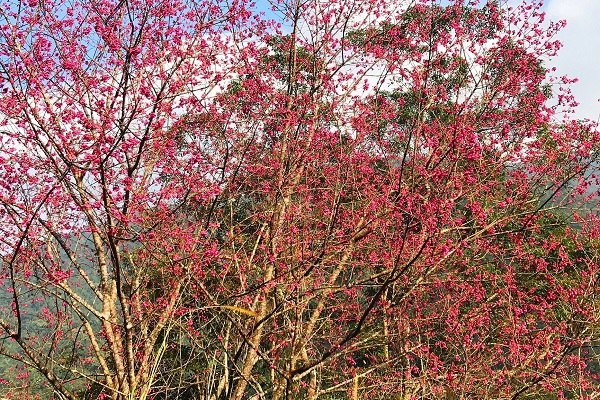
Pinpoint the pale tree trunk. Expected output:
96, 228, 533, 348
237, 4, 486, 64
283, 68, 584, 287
352, 374, 359, 400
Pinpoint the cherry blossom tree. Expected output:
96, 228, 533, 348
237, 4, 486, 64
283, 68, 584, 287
0, 0, 599, 399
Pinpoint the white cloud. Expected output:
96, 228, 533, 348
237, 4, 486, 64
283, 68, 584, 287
545, 0, 600, 121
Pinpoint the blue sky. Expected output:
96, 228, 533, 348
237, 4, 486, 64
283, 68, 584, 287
544, 0, 600, 122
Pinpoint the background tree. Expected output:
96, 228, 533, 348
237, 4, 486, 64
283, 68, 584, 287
0, 0, 599, 399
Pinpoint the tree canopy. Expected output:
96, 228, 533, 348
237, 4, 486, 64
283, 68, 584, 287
0, 0, 599, 399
